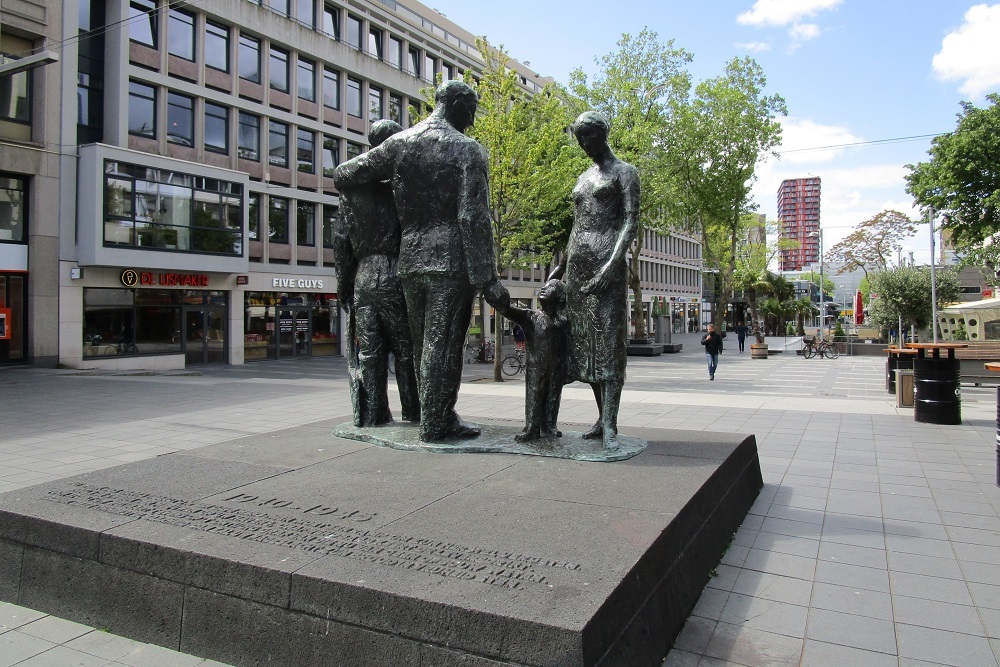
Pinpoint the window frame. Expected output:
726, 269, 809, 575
237, 111, 260, 160
0, 55, 31, 124
204, 21, 230, 73
297, 200, 316, 246
296, 128, 315, 174
322, 135, 339, 177
269, 195, 289, 243
297, 57, 316, 102
127, 80, 157, 138
322, 67, 340, 109
346, 14, 362, 50
167, 7, 195, 61
268, 120, 289, 167
128, 0, 159, 48
346, 77, 362, 117
204, 102, 229, 154
0, 174, 28, 245
238, 34, 261, 83
166, 91, 194, 146
322, 4, 340, 39
368, 85, 382, 122
269, 45, 290, 93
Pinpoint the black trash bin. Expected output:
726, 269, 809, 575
913, 356, 961, 425
886, 350, 898, 393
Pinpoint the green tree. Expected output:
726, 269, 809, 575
569, 28, 693, 339
826, 210, 919, 280
866, 266, 960, 334
669, 58, 786, 331
791, 297, 816, 336
797, 270, 835, 297
906, 94, 1000, 265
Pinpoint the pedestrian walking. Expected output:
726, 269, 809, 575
734, 321, 749, 353
701, 323, 724, 380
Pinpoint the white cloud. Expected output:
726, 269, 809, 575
737, 0, 842, 27
789, 23, 821, 42
736, 41, 772, 53
932, 4, 1000, 98
774, 118, 864, 164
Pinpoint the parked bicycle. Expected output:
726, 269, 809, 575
501, 349, 526, 376
465, 340, 495, 364
801, 337, 840, 359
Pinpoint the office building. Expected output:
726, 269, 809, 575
777, 177, 821, 272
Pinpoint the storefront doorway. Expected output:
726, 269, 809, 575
184, 306, 226, 365
0, 273, 26, 364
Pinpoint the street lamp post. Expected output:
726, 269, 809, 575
808, 229, 824, 341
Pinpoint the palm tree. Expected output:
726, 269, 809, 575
791, 297, 816, 336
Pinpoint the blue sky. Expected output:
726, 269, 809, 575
424, 0, 1000, 264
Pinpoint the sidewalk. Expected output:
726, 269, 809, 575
1, 341, 999, 666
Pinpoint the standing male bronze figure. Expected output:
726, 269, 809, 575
334, 119, 420, 427
335, 80, 509, 442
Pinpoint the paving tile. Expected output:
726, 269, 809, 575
751, 532, 820, 559
895, 623, 997, 667
968, 581, 1000, 610
814, 560, 890, 593
11, 645, 110, 667
884, 534, 956, 559
730, 571, 812, 607
718, 594, 808, 638
702, 621, 804, 667
805, 607, 897, 654
662, 648, 701, 667
889, 571, 974, 605
817, 541, 888, 569
741, 548, 816, 581
887, 551, 965, 580
18, 616, 93, 644
0, 631, 54, 667
809, 581, 893, 621
892, 596, 985, 635
0, 604, 47, 632
672, 616, 716, 653
799, 639, 897, 666
64, 631, 145, 661
973, 607, 1000, 640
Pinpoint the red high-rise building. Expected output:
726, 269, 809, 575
778, 177, 821, 272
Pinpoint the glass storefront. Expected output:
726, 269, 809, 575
0, 273, 26, 363
671, 303, 702, 333
83, 288, 227, 363
244, 291, 339, 360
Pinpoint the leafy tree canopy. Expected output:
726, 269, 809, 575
906, 94, 1000, 258
825, 210, 918, 279
866, 266, 960, 332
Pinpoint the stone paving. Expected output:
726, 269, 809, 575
1, 333, 998, 666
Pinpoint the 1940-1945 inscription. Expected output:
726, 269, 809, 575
46, 483, 582, 590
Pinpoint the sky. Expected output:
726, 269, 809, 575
422, 0, 1000, 266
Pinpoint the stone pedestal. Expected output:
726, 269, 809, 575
0, 419, 762, 667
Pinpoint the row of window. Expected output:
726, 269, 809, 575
248, 193, 338, 249
639, 260, 701, 289
127, 81, 367, 174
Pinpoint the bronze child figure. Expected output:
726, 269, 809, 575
500, 279, 568, 443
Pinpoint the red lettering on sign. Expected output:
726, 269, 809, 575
153, 273, 210, 287
140, 272, 154, 285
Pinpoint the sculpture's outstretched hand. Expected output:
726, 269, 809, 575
483, 277, 511, 312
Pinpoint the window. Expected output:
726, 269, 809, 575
248, 192, 260, 240
77, 71, 104, 142
204, 102, 228, 154
443, 63, 454, 81
167, 8, 194, 60
297, 201, 315, 246
322, 204, 337, 247
0, 175, 27, 243
322, 135, 339, 176
368, 86, 382, 122
268, 120, 288, 167
238, 34, 261, 83
322, 68, 340, 109
346, 141, 362, 160
270, 0, 290, 17
205, 21, 229, 72
269, 195, 289, 242
346, 77, 361, 117
0, 56, 30, 123
297, 0, 315, 27
127, 81, 156, 138
322, 4, 339, 38
129, 0, 158, 48
408, 47, 419, 76
297, 128, 315, 173
388, 36, 402, 69
269, 46, 289, 92
347, 15, 362, 50
238, 112, 260, 159
368, 27, 382, 59
407, 101, 419, 127
166, 92, 194, 145
103, 160, 243, 255
297, 57, 315, 101
389, 94, 402, 124
424, 54, 436, 82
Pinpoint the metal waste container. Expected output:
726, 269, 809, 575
913, 357, 961, 424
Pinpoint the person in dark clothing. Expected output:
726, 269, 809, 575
734, 321, 749, 353
701, 323, 724, 380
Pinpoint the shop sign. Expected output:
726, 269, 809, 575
271, 277, 325, 290
121, 269, 209, 288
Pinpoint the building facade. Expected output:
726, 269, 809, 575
777, 177, 821, 273
6, 0, 701, 368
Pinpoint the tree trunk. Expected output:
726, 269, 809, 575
747, 287, 764, 344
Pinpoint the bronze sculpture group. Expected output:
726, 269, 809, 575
334, 81, 638, 451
